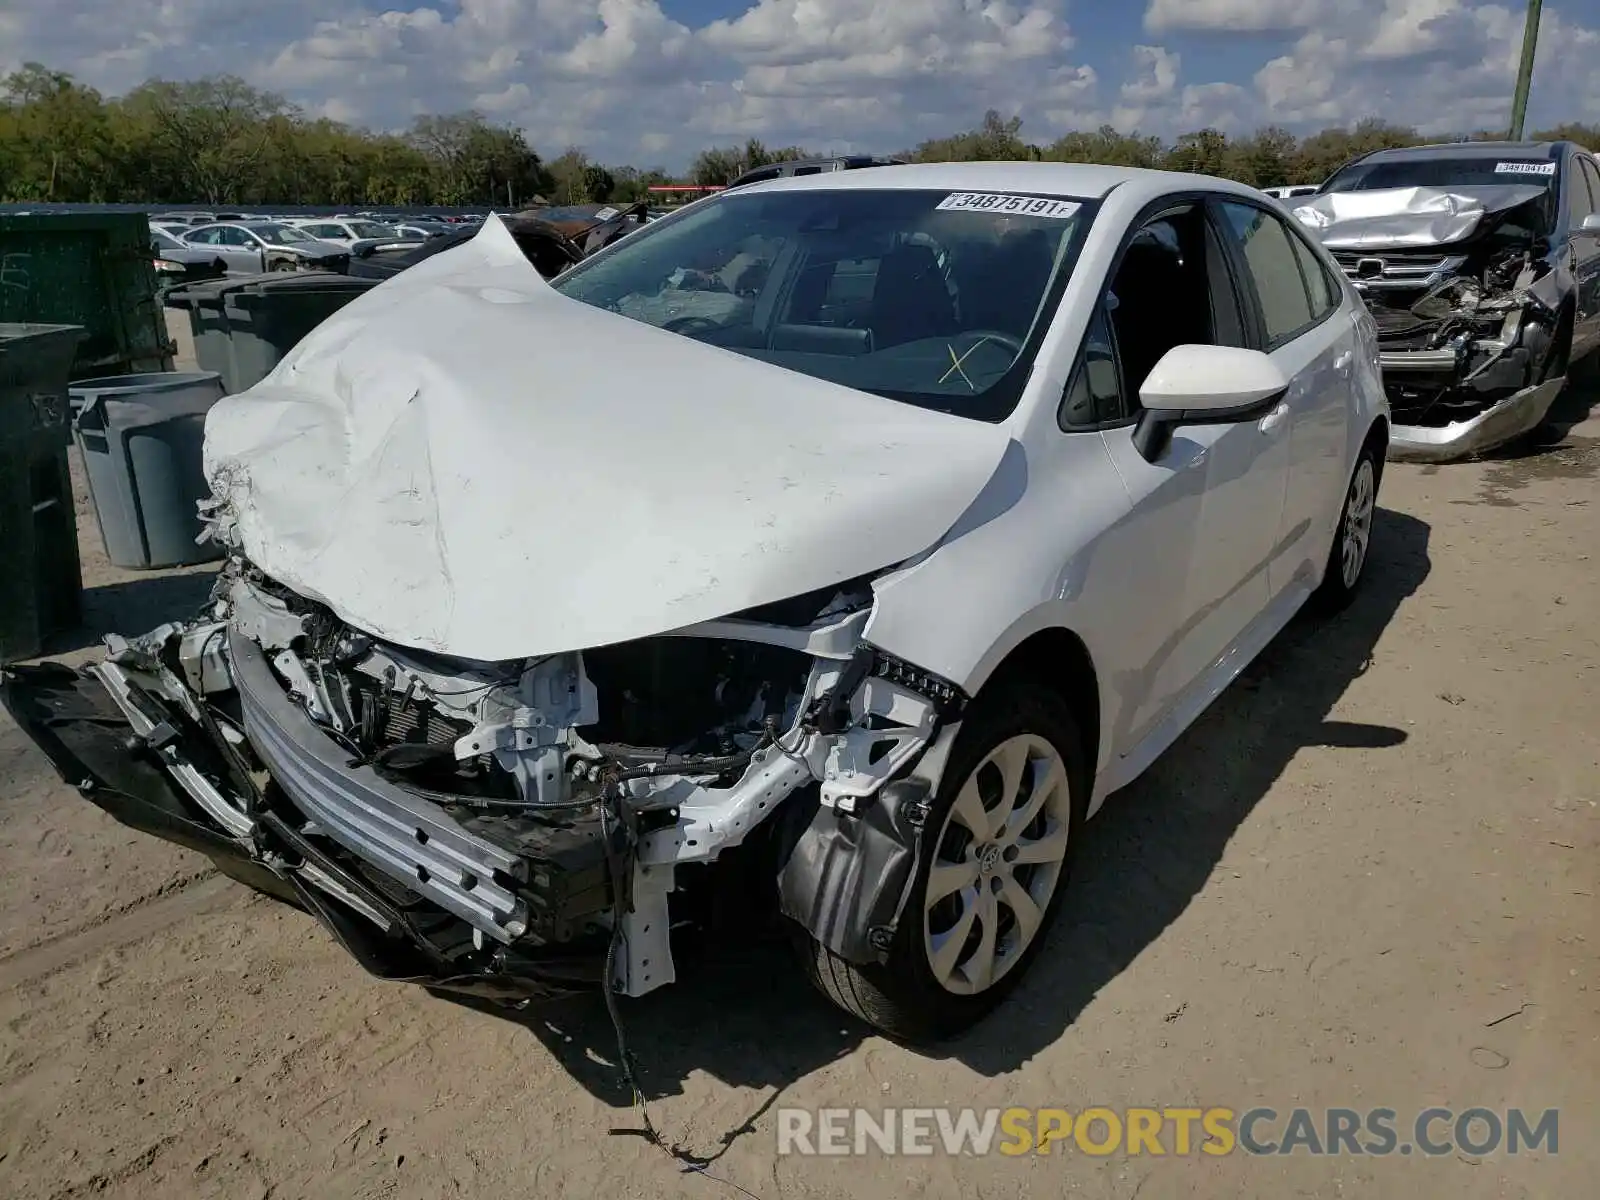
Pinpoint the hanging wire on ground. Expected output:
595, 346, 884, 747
598, 800, 766, 1200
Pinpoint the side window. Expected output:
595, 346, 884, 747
1288, 232, 1340, 318
1218, 201, 1316, 347
1565, 161, 1593, 226
1577, 159, 1600, 222
1058, 304, 1124, 429
188, 228, 217, 244
1092, 202, 1250, 407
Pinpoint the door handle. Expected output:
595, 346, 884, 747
1258, 401, 1289, 434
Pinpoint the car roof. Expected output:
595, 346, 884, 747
1358, 141, 1566, 163
732, 160, 1267, 204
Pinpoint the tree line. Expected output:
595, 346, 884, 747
4, 64, 1596, 208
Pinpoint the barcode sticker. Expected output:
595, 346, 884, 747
936, 193, 1081, 218
1494, 161, 1556, 176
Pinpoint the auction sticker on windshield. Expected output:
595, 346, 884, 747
1495, 161, 1557, 176
936, 193, 1081, 218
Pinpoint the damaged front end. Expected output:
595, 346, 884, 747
1295, 186, 1570, 461
1, 560, 966, 1004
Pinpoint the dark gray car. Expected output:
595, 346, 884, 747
1294, 139, 1600, 459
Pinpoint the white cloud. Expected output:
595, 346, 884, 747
1121, 45, 1181, 103
1, 0, 1596, 168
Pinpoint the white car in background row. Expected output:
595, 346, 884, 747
180, 221, 351, 273
286, 217, 406, 248
2, 163, 1388, 1044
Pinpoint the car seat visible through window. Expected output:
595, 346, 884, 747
869, 244, 957, 348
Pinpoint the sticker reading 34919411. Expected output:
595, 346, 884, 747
936, 193, 1082, 219
1494, 161, 1557, 176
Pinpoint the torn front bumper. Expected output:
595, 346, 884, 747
1387, 376, 1565, 463
0, 661, 609, 1003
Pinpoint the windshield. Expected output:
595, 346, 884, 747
551, 188, 1094, 420
350, 221, 398, 239
150, 228, 183, 251
254, 223, 315, 245
1324, 156, 1559, 192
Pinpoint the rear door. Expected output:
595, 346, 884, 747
1214, 199, 1355, 598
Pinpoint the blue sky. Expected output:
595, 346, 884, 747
2, 2, 1595, 168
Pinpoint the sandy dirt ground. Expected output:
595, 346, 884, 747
1, 382, 1596, 1200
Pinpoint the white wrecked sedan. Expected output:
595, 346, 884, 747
3, 163, 1390, 1043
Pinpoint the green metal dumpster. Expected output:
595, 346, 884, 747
0, 213, 176, 383
164, 271, 380, 395
0, 323, 88, 663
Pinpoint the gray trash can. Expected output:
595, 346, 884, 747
164, 272, 379, 395
70, 371, 227, 569
161, 280, 241, 393
225, 273, 380, 392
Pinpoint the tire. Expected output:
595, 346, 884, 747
269, 258, 297, 272
1312, 435, 1382, 614
794, 679, 1088, 1043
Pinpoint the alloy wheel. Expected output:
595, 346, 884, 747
1341, 459, 1375, 589
922, 734, 1072, 995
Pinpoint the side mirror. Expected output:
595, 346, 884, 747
1580, 212, 1600, 236
1132, 344, 1290, 462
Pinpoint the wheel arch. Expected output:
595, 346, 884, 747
970, 625, 1101, 782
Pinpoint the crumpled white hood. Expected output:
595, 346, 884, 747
1290, 184, 1548, 249
202, 216, 1012, 661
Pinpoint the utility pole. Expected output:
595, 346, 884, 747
1507, 0, 1543, 140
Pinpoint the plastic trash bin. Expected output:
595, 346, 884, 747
0, 323, 88, 662
164, 272, 380, 394
70, 371, 227, 570
225, 273, 380, 391
161, 279, 239, 392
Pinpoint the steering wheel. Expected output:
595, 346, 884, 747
665, 316, 722, 336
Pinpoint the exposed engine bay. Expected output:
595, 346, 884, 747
1294, 185, 1569, 459
1, 557, 967, 1004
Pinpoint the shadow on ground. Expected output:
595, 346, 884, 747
42, 570, 218, 656
456, 506, 1432, 1159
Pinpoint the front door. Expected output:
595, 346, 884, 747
1093, 201, 1290, 745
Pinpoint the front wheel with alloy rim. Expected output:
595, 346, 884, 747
794, 680, 1088, 1043
1312, 438, 1381, 613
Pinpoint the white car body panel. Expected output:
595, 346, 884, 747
202, 217, 1013, 662
205, 161, 1388, 820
